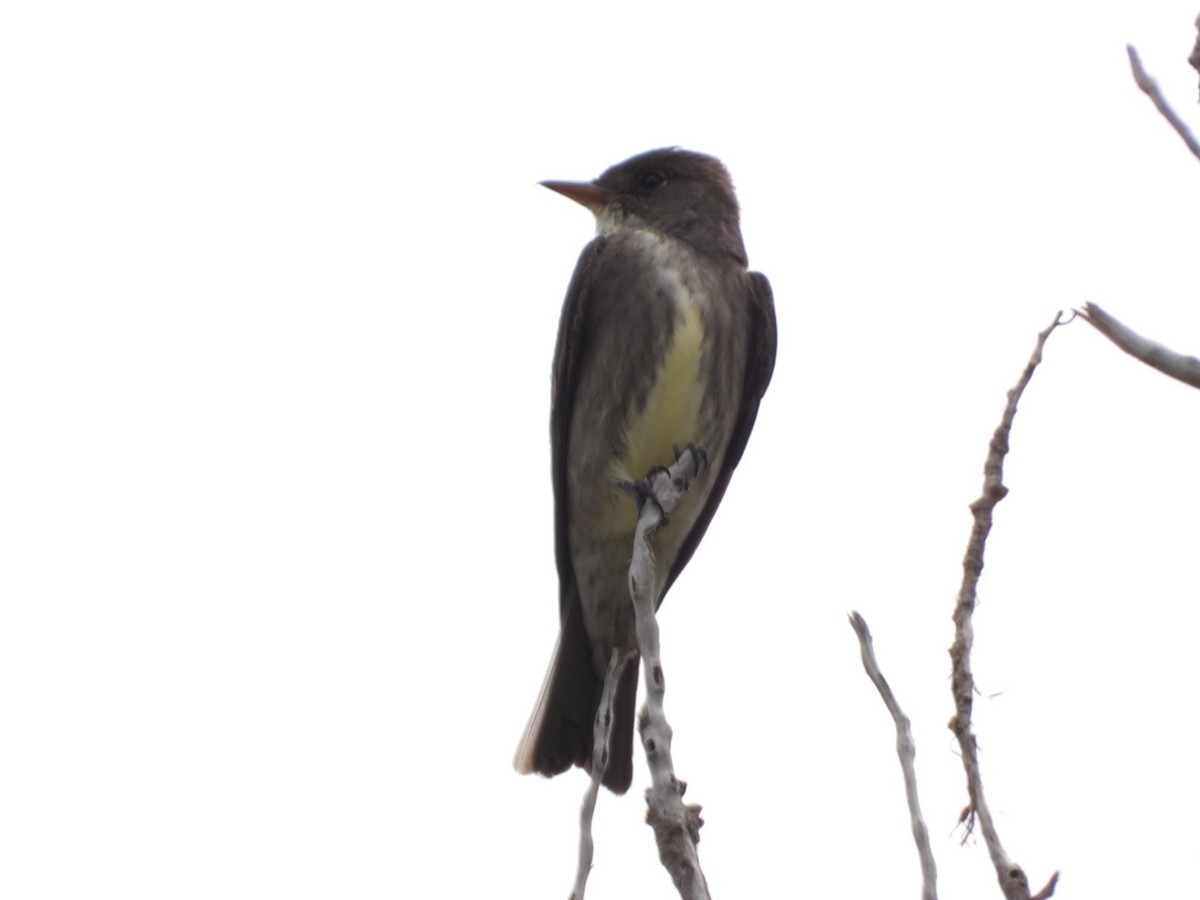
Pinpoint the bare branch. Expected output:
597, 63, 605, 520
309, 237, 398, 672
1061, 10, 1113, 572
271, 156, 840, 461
1031, 873, 1061, 900
949, 313, 1066, 900
849, 612, 938, 900
630, 447, 711, 900
1127, 43, 1200, 162
1078, 302, 1200, 389
572, 649, 628, 900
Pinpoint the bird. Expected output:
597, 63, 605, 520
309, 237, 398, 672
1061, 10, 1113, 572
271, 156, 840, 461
514, 148, 777, 794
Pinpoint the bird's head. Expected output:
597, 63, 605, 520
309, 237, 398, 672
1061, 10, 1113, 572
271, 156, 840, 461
541, 148, 746, 265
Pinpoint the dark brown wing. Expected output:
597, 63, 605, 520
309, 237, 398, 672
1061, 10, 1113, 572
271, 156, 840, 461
523, 237, 637, 792
661, 270, 777, 599
550, 237, 608, 615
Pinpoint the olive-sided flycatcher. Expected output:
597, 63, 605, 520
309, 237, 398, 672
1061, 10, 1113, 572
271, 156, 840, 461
514, 148, 777, 794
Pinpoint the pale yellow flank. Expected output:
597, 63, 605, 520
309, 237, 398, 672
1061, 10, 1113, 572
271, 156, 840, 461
616, 279, 705, 487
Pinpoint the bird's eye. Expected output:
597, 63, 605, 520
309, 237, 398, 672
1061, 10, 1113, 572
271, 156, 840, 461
638, 171, 666, 190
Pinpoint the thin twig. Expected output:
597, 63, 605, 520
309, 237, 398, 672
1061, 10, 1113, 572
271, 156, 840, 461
949, 312, 1066, 900
849, 612, 938, 900
572, 649, 627, 900
630, 447, 710, 900
1127, 44, 1200, 162
1078, 302, 1200, 390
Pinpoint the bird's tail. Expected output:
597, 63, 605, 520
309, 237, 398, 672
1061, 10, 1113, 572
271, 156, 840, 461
513, 596, 638, 794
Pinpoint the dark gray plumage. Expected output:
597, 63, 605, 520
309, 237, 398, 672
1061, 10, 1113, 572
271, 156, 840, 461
515, 148, 777, 794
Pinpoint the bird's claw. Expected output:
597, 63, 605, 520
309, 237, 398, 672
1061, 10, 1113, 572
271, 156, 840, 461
618, 470, 671, 525
672, 443, 709, 481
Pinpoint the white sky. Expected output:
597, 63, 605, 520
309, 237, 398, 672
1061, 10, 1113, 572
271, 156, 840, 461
4, 1, 1200, 897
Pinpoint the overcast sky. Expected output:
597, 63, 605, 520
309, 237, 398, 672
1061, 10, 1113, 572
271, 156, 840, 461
4, 1, 1200, 897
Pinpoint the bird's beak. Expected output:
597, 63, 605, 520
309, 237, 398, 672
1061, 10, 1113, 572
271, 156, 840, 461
539, 180, 613, 214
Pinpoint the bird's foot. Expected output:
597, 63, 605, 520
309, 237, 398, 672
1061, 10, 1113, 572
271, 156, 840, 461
671, 443, 709, 486
618, 468, 672, 525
